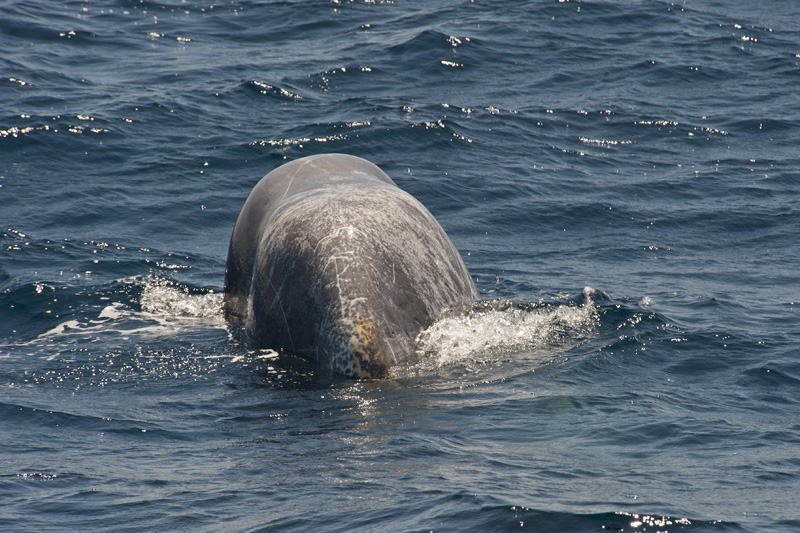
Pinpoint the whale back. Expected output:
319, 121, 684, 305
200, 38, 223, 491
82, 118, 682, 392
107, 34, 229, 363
224, 154, 479, 378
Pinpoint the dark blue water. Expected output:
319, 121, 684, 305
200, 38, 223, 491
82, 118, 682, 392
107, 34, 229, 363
2, 1, 799, 531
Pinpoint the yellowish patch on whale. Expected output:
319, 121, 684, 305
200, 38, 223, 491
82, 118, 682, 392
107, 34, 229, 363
350, 317, 389, 378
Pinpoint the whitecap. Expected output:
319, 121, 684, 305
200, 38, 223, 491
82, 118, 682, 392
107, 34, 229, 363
412, 287, 600, 372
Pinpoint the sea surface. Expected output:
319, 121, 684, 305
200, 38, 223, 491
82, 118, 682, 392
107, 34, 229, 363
2, 1, 799, 531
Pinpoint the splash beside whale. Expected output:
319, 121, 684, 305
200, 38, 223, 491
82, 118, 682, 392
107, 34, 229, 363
224, 154, 479, 378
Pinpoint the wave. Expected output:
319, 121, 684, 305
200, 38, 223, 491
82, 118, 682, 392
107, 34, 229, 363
400, 288, 601, 377
3, 272, 664, 387
139, 276, 223, 319
400, 505, 743, 533
1, 276, 225, 353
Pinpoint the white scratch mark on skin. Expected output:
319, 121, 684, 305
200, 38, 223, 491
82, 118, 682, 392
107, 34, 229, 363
281, 162, 307, 201
392, 262, 395, 285
323, 252, 369, 322
266, 275, 295, 351
315, 226, 364, 253
384, 339, 396, 365
334, 257, 347, 318
324, 254, 352, 321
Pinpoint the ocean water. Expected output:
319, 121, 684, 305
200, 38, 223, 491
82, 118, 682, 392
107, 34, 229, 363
2, 0, 799, 531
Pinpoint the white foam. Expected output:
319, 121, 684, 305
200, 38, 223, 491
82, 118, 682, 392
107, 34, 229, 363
415, 287, 600, 371
98, 302, 125, 320
17, 277, 225, 350
139, 276, 223, 319
39, 320, 84, 338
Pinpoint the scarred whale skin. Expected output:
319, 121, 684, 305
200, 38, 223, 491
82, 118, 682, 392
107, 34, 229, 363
223, 154, 479, 378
